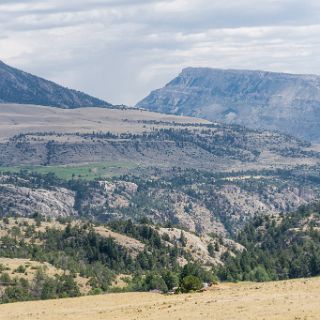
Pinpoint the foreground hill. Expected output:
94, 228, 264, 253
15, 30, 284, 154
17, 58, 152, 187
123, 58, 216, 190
137, 67, 320, 141
0, 61, 111, 108
1, 277, 320, 320
0, 216, 236, 303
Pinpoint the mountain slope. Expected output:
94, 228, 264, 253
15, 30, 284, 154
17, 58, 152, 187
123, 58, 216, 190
0, 61, 111, 108
136, 67, 320, 141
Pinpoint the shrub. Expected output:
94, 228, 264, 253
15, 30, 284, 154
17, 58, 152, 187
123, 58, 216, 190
144, 273, 168, 293
181, 275, 203, 292
247, 266, 271, 282
16, 265, 26, 273
162, 271, 179, 290
180, 263, 214, 283
0, 273, 11, 286
207, 243, 215, 257
90, 288, 103, 295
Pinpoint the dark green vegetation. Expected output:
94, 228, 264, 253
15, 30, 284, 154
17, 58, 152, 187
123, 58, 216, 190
0, 271, 80, 304
0, 216, 216, 303
219, 203, 320, 282
3, 201, 320, 304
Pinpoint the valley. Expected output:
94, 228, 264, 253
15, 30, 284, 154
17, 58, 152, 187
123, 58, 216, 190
0, 103, 320, 235
1, 64, 320, 317
2, 1, 320, 319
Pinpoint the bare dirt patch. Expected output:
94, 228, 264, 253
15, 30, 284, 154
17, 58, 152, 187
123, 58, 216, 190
94, 226, 145, 257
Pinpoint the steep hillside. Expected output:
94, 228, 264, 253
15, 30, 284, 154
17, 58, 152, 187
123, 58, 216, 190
0, 104, 319, 234
0, 61, 111, 108
220, 202, 320, 281
137, 67, 320, 141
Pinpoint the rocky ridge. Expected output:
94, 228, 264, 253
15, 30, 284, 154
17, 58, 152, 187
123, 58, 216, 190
137, 67, 320, 141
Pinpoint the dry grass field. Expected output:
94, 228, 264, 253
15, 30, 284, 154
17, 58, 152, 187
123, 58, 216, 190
1, 277, 320, 320
0, 104, 210, 139
0, 258, 92, 294
0, 258, 64, 281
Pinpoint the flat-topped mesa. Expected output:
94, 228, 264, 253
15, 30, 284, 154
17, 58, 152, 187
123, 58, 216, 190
137, 67, 320, 142
0, 60, 112, 108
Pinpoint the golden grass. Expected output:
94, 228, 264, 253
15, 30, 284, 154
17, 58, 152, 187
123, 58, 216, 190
94, 226, 145, 257
0, 104, 210, 139
0, 258, 91, 294
1, 277, 320, 320
0, 258, 63, 281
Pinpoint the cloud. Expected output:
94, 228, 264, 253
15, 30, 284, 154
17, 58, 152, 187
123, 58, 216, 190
1, 0, 320, 105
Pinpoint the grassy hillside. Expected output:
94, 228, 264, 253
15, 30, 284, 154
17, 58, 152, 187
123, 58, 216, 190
2, 203, 320, 305
0, 216, 230, 304
0, 103, 209, 138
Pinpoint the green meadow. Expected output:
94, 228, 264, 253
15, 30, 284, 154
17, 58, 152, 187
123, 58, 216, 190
0, 161, 139, 180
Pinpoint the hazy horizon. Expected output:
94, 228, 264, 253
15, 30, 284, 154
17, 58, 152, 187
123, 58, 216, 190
1, 0, 320, 105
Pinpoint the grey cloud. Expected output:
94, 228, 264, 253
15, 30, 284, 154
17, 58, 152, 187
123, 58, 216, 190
1, 0, 320, 105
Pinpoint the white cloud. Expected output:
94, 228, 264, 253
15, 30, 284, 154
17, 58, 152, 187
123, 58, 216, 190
1, 0, 320, 105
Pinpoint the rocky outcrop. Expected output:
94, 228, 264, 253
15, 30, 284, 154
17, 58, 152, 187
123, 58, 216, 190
211, 184, 317, 230
0, 171, 319, 235
0, 183, 76, 217
137, 67, 320, 141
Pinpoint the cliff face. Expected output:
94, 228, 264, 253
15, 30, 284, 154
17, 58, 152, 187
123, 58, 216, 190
0, 172, 318, 235
0, 182, 76, 218
137, 67, 320, 141
0, 61, 111, 108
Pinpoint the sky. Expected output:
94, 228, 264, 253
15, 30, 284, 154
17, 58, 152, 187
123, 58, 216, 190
1, 0, 320, 105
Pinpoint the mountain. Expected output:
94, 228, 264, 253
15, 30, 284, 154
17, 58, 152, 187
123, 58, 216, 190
0, 60, 111, 108
136, 67, 320, 142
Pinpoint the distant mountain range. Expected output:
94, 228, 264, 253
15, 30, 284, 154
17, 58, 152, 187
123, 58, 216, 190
0, 60, 111, 108
137, 67, 320, 142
